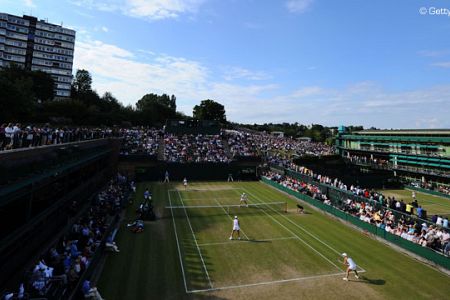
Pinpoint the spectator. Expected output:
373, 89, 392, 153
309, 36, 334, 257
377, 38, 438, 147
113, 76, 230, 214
264, 171, 450, 255
82, 280, 105, 300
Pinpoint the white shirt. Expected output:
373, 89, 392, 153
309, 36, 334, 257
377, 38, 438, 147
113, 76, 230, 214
5, 126, 13, 138
347, 257, 357, 269
233, 219, 239, 229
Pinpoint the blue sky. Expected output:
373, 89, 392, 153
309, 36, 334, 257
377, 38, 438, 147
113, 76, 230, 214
3, 0, 450, 128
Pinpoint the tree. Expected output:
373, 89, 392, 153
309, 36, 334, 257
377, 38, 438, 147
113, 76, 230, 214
72, 69, 93, 94
0, 73, 35, 121
136, 93, 178, 125
30, 70, 55, 102
0, 64, 37, 121
193, 99, 226, 123
101, 92, 122, 112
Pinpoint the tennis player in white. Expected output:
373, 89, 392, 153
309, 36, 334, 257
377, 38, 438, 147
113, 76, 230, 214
240, 193, 248, 207
229, 216, 241, 240
183, 178, 188, 189
342, 253, 359, 280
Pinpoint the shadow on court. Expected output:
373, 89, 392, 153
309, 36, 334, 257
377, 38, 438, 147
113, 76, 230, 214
351, 276, 386, 285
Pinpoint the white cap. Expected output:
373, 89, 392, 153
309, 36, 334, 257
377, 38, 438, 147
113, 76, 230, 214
234, 216, 238, 219
341, 253, 347, 257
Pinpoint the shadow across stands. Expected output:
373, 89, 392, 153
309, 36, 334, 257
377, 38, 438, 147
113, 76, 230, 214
1, 174, 130, 300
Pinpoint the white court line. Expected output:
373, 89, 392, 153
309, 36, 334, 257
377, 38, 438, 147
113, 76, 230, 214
167, 190, 189, 293
168, 188, 241, 192
198, 236, 297, 247
213, 198, 250, 240
238, 188, 343, 272
177, 190, 214, 289
186, 270, 366, 294
246, 185, 367, 272
182, 196, 238, 201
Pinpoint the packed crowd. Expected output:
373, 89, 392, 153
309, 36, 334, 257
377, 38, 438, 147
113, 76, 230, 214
226, 131, 259, 158
264, 171, 329, 203
164, 134, 230, 163
1, 124, 336, 164
264, 171, 450, 255
119, 128, 161, 156
0, 123, 116, 151
408, 180, 450, 196
3, 174, 128, 299
260, 136, 334, 157
293, 165, 444, 219
225, 130, 334, 158
341, 197, 449, 254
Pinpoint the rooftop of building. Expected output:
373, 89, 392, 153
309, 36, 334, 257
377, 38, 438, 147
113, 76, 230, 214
354, 129, 450, 136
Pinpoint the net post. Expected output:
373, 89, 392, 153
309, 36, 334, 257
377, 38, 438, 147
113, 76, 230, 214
285, 202, 287, 213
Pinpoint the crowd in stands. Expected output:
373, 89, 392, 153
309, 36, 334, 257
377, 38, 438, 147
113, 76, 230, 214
408, 180, 450, 196
119, 128, 161, 156
225, 130, 334, 158
341, 197, 449, 254
293, 165, 449, 222
437, 185, 450, 196
164, 134, 230, 163
226, 131, 259, 158
265, 171, 329, 203
0, 123, 116, 151
1, 124, 336, 164
3, 174, 128, 299
264, 171, 450, 255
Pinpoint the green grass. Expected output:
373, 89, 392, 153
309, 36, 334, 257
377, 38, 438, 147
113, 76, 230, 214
380, 188, 450, 217
98, 181, 450, 299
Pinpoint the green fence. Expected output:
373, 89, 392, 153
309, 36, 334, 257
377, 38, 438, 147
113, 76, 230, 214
261, 177, 450, 270
406, 186, 450, 200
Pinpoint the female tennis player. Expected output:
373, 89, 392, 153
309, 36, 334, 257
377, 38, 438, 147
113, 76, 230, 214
229, 216, 241, 240
342, 253, 359, 281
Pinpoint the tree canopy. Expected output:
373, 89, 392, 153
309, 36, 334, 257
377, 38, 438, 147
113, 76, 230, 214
193, 99, 227, 123
0, 64, 55, 121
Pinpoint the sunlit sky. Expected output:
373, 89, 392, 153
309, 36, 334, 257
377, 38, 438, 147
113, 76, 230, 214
3, 0, 450, 128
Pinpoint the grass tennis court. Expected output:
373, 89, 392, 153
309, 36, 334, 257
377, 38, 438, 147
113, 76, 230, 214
380, 188, 450, 217
98, 181, 450, 299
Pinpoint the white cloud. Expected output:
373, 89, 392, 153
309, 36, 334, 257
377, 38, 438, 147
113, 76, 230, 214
431, 62, 450, 68
74, 39, 450, 128
223, 67, 271, 81
418, 50, 450, 57
70, 0, 206, 20
285, 0, 314, 13
101, 26, 109, 32
73, 39, 208, 105
24, 0, 35, 7
70, 0, 122, 12
290, 86, 323, 98
126, 0, 205, 19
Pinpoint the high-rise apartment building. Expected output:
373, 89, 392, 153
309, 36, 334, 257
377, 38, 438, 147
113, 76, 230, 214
0, 13, 75, 97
